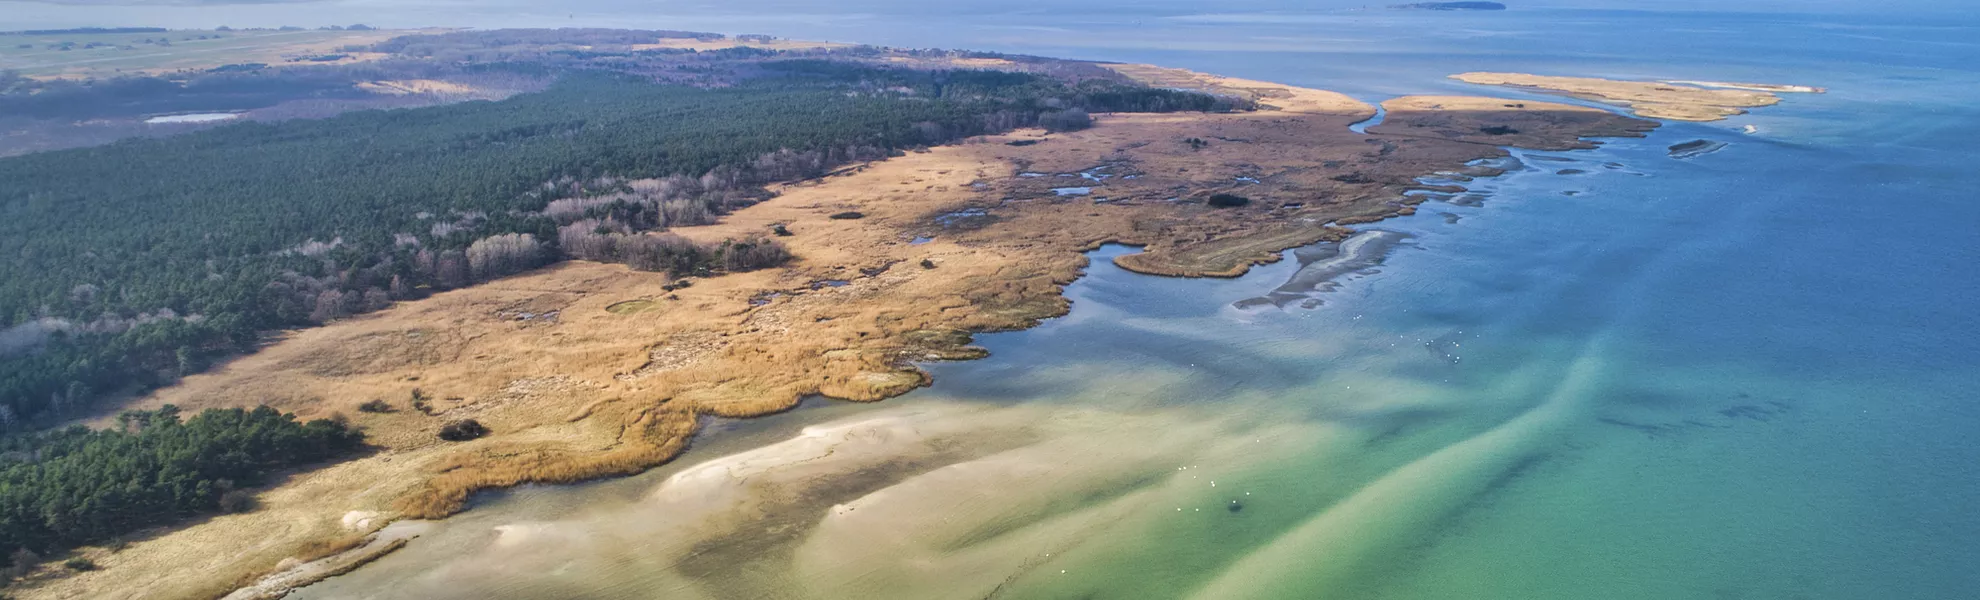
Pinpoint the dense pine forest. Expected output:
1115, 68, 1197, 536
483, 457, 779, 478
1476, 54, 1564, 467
0, 406, 364, 567
0, 58, 1239, 428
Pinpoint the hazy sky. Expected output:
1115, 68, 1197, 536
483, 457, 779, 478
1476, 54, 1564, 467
1, 0, 1967, 44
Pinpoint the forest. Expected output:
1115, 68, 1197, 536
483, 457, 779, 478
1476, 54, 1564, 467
0, 60, 1241, 429
0, 405, 364, 570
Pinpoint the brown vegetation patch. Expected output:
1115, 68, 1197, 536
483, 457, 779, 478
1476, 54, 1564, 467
274, 328, 468, 377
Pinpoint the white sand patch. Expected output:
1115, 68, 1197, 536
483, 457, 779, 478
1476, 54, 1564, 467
1663, 80, 1826, 94
339, 510, 382, 531
222, 520, 431, 600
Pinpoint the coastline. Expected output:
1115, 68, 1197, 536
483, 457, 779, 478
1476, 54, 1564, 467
21, 63, 1658, 600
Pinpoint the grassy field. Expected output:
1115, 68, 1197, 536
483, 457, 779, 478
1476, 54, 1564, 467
0, 28, 406, 77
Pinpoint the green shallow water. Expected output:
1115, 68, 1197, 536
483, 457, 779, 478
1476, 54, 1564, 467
279, 5, 1980, 599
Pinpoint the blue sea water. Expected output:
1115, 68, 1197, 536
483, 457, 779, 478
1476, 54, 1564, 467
166, 4, 1976, 599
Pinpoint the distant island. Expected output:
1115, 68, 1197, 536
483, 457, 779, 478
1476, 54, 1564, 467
1392, 2, 1508, 10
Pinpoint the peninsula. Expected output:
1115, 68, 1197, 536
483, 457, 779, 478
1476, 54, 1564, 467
0, 28, 1808, 600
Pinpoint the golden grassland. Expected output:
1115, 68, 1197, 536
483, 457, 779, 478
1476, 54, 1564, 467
19, 68, 1654, 600
1449, 72, 1822, 121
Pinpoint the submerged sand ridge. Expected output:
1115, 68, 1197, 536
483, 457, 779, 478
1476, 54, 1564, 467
300, 388, 1350, 599
1450, 72, 1824, 121
288, 322, 1631, 599
27, 67, 1677, 600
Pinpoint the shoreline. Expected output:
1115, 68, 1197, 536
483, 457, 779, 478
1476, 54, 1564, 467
22, 62, 1663, 600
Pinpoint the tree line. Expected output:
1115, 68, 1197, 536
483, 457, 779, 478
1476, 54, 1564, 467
0, 405, 364, 574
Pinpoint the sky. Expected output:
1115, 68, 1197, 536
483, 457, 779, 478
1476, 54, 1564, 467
1, 0, 1965, 27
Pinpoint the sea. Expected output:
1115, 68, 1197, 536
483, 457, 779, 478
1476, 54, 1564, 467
10, 2, 1976, 599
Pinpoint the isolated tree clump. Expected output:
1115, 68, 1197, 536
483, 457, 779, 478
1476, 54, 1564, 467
1039, 108, 1093, 133
438, 419, 489, 441
1207, 193, 1251, 208
617, 232, 708, 276
718, 237, 793, 272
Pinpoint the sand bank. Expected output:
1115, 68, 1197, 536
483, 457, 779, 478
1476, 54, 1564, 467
1234, 230, 1412, 309
300, 398, 1336, 599
1450, 72, 1821, 121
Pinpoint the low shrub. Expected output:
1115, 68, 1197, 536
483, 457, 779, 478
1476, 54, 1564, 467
1039, 108, 1093, 132
218, 490, 256, 513
438, 419, 489, 442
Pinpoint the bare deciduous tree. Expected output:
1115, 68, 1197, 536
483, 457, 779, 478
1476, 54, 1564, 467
466, 233, 544, 281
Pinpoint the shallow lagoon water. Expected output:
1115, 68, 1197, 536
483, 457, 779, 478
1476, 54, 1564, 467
228, 5, 1980, 599
142, 112, 240, 124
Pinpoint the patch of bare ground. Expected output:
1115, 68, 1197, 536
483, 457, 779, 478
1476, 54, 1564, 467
628, 38, 854, 52
1449, 72, 1822, 121
17, 68, 1654, 600
353, 79, 482, 96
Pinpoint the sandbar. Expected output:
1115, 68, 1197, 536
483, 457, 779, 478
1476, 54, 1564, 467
1451, 71, 1821, 121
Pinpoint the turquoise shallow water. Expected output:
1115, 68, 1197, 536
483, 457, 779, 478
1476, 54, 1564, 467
183, 5, 1979, 599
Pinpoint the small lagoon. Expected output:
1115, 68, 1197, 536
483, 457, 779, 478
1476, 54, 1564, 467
143, 112, 240, 124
